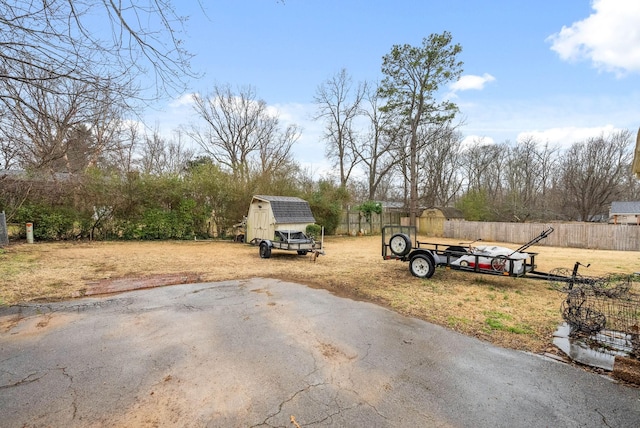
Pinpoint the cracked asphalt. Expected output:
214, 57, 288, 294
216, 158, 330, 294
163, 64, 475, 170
1, 278, 639, 427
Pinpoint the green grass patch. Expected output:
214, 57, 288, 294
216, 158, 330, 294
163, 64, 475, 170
447, 316, 470, 328
483, 310, 534, 334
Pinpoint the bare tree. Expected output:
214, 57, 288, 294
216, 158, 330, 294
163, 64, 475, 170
356, 84, 403, 200
138, 129, 194, 175
559, 130, 632, 221
532, 141, 559, 220
500, 137, 560, 221
461, 140, 504, 195
0, 63, 133, 173
1, 72, 93, 171
417, 126, 464, 207
502, 137, 543, 221
314, 69, 366, 188
457, 140, 506, 220
86, 86, 132, 170
0, 107, 20, 169
0, 0, 194, 113
101, 122, 140, 175
188, 85, 297, 183
257, 123, 300, 178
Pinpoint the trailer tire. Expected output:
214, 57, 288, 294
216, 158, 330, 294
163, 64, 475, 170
389, 233, 411, 257
409, 254, 435, 278
259, 242, 272, 258
444, 245, 468, 256
297, 250, 308, 256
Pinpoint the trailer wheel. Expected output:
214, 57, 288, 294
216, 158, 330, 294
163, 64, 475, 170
297, 250, 308, 256
259, 242, 272, 258
389, 233, 411, 257
409, 254, 435, 278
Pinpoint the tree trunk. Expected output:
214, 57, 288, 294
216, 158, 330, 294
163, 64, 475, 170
410, 132, 418, 227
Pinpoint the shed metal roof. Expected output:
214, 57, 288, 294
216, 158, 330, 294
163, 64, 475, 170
610, 201, 640, 215
252, 195, 316, 224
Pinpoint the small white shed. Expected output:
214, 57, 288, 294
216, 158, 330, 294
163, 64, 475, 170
246, 195, 316, 243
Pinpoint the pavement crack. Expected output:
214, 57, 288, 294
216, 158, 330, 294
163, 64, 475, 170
596, 408, 612, 428
255, 381, 326, 427
59, 367, 78, 419
0, 371, 46, 389
181, 303, 200, 311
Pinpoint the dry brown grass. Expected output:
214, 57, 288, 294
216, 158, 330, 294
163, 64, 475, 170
2, 235, 639, 355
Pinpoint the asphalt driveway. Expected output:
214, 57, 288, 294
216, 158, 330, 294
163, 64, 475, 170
1, 278, 638, 427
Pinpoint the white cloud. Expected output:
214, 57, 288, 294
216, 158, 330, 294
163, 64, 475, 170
168, 93, 196, 108
548, 0, 640, 75
450, 73, 496, 92
516, 125, 624, 148
460, 135, 495, 149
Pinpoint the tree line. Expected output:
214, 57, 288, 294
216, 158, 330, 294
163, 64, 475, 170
1, 3, 638, 240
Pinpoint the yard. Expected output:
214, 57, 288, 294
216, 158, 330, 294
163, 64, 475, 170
2, 234, 640, 356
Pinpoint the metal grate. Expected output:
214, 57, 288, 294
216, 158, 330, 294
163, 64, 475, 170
561, 276, 640, 357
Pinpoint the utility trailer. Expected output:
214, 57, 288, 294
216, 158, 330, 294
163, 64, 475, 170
257, 229, 324, 259
382, 225, 640, 366
382, 225, 556, 279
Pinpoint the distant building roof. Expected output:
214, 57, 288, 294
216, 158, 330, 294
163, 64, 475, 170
610, 201, 640, 215
378, 201, 405, 210
437, 207, 464, 219
252, 195, 315, 224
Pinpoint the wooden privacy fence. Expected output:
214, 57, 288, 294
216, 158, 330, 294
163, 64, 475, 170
333, 212, 640, 251
335, 210, 402, 235
443, 221, 640, 252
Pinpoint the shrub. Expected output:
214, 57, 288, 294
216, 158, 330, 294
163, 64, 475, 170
13, 204, 82, 240
306, 224, 322, 238
355, 201, 382, 222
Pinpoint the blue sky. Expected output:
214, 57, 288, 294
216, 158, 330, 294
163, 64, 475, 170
145, 0, 640, 176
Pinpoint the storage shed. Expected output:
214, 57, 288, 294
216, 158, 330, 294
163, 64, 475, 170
609, 201, 640, 225
418, 207, 465, 236
246, 195, 316, 243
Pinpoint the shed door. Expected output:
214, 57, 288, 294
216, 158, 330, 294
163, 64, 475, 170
254, 207, 270, 240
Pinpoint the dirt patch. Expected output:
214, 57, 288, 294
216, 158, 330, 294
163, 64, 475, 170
613, 356, 640, 384
1, 312, 78, 336
83, 272, 203, 296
